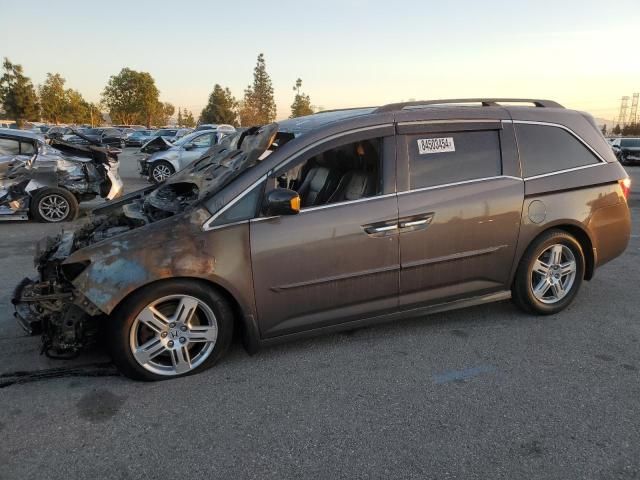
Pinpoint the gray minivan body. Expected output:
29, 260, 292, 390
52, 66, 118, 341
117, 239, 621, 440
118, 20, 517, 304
14, 99, 631, 380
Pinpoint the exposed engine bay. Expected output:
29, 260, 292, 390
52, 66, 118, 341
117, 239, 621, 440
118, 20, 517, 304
12, 124, 280, 357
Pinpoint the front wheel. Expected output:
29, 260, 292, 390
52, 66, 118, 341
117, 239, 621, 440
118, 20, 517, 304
30, 187, 79, 223
512, 230, 585, 315
108, 280, 234, 381
149, 160, 175, 183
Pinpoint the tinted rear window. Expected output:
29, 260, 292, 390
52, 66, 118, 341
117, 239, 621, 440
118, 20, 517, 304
407, 130, 502, 189
516, 124, 601, 177
621, 139, 640, 148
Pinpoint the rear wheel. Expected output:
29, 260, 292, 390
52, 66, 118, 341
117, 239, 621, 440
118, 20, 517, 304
149, 160, 174, 183
30, 187, 79, 223
108, 280, 234, 381
512, 230, 585, 315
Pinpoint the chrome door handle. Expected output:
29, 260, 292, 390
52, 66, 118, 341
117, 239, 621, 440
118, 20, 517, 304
367, 225, 398, 233
400, 219, 429, 228
364, 224, 398, 234
398, 213, 434, 231
362, 219, 399, 236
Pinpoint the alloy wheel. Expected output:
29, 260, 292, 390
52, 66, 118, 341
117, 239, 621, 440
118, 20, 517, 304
38, 194, 70, 222
129, 294, 218, 376
152, 164, 172, 182
530, 244, 577, 304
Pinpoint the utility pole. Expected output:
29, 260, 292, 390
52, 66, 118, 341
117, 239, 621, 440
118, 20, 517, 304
617, 96, 629, 127
629, 93, 639, 126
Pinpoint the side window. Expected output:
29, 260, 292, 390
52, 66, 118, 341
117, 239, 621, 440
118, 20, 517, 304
208, 183, 263, 227
406, 130, 502, 189
516, 124, 601, 178
271, 138, 383, 209
20, 141, 35, 155
192, 133, 214, 148
0, 138, 20, 155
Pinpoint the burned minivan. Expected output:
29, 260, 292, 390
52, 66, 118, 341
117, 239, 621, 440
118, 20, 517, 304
13, 99, 631, 381
0, 129, 122, 222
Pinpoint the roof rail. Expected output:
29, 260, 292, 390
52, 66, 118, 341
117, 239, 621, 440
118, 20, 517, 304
374, 98, 564, 113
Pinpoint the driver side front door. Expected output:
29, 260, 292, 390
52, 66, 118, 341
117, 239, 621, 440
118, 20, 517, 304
249, 129, 399, 338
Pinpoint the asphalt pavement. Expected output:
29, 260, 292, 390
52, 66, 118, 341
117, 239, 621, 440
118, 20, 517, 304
0, 153, 638, 479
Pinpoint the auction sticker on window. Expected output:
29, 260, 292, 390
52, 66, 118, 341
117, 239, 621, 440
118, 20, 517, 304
417, 137, 455, 155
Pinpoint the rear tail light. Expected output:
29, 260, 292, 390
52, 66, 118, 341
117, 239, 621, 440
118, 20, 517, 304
620, 177, 631, 200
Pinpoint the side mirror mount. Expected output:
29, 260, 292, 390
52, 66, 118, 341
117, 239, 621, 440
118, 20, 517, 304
264, 188, 301, 216
184, 143, 195, 150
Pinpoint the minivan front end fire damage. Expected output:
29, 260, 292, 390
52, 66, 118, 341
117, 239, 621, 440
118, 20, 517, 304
12, 125, 278, 357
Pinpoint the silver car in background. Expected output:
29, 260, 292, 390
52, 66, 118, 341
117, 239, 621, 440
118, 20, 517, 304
139, 127, 236, 183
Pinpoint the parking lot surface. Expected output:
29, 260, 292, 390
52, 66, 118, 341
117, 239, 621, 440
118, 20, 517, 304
0, 153, 638, 479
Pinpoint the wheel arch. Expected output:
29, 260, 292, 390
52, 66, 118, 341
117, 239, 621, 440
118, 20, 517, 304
107, 276, 261, 354
150, 157, 178, 171
512, 222, 595, 284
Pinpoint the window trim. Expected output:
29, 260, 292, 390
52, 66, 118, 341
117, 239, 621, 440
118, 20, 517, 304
202, 175, 267, 231
201, 124, 394, 232
508, 120, 608, 180
398, 175, 522, 196
402, 126, 505, 192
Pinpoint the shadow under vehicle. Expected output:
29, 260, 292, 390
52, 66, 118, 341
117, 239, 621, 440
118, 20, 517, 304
0, 128, 123, 222
12, 99, 631, 380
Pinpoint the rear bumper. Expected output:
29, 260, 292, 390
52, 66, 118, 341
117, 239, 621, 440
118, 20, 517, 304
589, 199, 632, 269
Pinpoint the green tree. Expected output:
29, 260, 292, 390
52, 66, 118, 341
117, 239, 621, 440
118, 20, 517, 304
182, 110, 195, 127
0, 58, 39, 127
612, 124, 622, 135
64, 89, 92, 124
239, 53, 276, 126
147, 101, 174, 127
39, 73, 67, 124
101, 68, 159, 126
177, 107, 183, 126
289, 78, 314, 118
200, 84, 238, 126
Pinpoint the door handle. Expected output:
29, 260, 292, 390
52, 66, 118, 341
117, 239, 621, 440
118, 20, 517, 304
400, 219, 429, 228
398, 213, 434, 231
362, 221, 399, 236
366, 224, 398, 234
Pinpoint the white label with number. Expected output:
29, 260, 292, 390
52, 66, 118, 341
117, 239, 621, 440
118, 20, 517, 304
417, 137, 455, 155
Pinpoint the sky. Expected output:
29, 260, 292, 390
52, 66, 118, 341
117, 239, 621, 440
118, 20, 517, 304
1, 0, 639, 123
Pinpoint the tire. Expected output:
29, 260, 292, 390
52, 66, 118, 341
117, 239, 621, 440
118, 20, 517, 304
107, 279, 234, 381
30, 187, 79, 223
512, 229, 585, 315
149, 160, 175, 183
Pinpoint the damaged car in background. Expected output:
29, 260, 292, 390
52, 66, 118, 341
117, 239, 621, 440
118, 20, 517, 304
139, 125, 236, 183
0, 128, 123, 222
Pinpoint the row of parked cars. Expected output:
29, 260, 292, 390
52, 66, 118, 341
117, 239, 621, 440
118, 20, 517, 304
0, 122, 240, 223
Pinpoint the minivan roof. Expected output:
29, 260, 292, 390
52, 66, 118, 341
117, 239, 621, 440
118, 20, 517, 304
277, 99, 566, 136
274, 97, 614, 165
